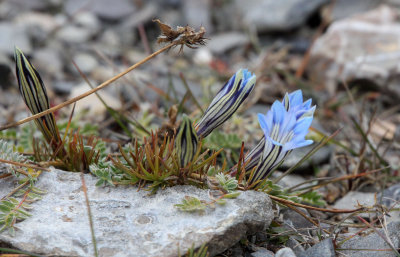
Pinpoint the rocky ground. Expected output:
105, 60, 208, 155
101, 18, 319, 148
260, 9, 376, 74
0, 0, 400, 256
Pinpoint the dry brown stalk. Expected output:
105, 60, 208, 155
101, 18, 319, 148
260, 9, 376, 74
0, 42, 175, 132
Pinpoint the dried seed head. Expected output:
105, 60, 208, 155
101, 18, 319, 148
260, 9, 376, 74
154, 19, 207, 52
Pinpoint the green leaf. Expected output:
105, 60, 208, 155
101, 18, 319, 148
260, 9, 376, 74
216, 199, 226, 205
223, 192, 241, 199
215, 172, 238, 193
0, 204, 11, 212
175, 196, 206, 212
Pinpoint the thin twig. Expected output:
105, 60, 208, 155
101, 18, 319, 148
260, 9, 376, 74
1, 180, 29, 200
273, 129, 341, 184
357, 216, 400, 256
80, 173, 98, 257
179, 72, 204, 114
0, 43, 175, 131
269, 195, 362, 213
0, 247, 45, 257
0, 173, 12, 179
0, 158, 50, 171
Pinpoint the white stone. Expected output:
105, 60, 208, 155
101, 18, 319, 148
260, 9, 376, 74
333, 191, 375, 209
73, 53, 99, 74
69, 83, 122, 117
0, 168, 273, 257
308, 5, 400, 95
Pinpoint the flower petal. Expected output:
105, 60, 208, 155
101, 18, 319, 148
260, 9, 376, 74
195, 69, 256, 137
272, 100, 286, 125
258, 113, 270, 135
293, 117, 313, 135
283, 139, 313, 151
289, 90, 303, 107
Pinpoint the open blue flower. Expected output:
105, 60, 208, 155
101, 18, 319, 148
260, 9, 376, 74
247, 90, 315, 184
196, 69, 256, 138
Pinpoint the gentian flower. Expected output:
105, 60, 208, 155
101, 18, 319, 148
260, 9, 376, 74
14, 47, 61, 145
195, 69, 256, 138
175, 114, 198, 167
247, 90, 315, 184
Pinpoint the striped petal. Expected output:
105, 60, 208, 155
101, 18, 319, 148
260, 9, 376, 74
245, 89, 315, 184
195, 69, 256, 138
14, 47, 61, 145
175, 115, 198, 167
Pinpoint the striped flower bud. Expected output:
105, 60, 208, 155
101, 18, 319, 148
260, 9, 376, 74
14, 47, 61, 145
195, 69, 256, 138
175, 114, 198, 167
248, 90, 315, 184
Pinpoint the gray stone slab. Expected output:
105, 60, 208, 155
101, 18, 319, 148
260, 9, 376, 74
0, 168, 273, 257
340, 222, 400, 257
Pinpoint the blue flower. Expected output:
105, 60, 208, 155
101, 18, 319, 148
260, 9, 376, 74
247, 90, 315, 184
196, 69, 256, 138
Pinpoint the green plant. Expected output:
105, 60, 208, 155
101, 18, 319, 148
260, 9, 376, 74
107, 131, 221, 193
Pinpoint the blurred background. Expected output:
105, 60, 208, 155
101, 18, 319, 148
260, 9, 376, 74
0, 0, 399, 170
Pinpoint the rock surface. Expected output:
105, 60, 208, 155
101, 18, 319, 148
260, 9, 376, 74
308, 5, 400, 95
0, 22, 31, 54
298, 238, 335, 257
275, 247, 297, 257
206, 32, 250, 54
379, 183, 400, 207
0, 168, 274, 257
333, 191, 375, 210
65, 0, 136, 21
234, 0, 328, 32
251, 248, 275, 257
340, 222, 400, 257
328, 0, 384, 21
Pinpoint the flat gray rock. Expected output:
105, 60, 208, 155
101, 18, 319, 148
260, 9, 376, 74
275, 247, 297, 257
234, 0, 328, 32
0, 168, 273, 257
65, 0, 136, 21
0, 22, 31, 55
308, 5, 400, 96
206, 32, 250, 54
298, 238, 335, 257
333, 191, 375, 210
340, 222, 400, 257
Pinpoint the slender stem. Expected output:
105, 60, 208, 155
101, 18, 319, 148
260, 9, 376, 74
0, 43, 175, 131
0, 158, 50, 171
80, 173, 98, 257
179, 72, 204, 114
269, 195, 362, 213
286, 203, 319, 226
273, 129, 340, 184
0, 173, 12, 179
1, 180, 29, 200
0, 247, 45, 257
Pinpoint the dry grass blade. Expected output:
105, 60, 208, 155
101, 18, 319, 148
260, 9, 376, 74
0, 158, 49, 172
269, 195, 362, 213
0, 43, 175, 132
273, 128, 341, 184
356, 216, 400, 256
285, 203, 330, 235
179, 73, 204, 114
0, 247, 46, 257
351, 117, 389, 167
80, 172, 98, 257
289, 166, 388, 193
